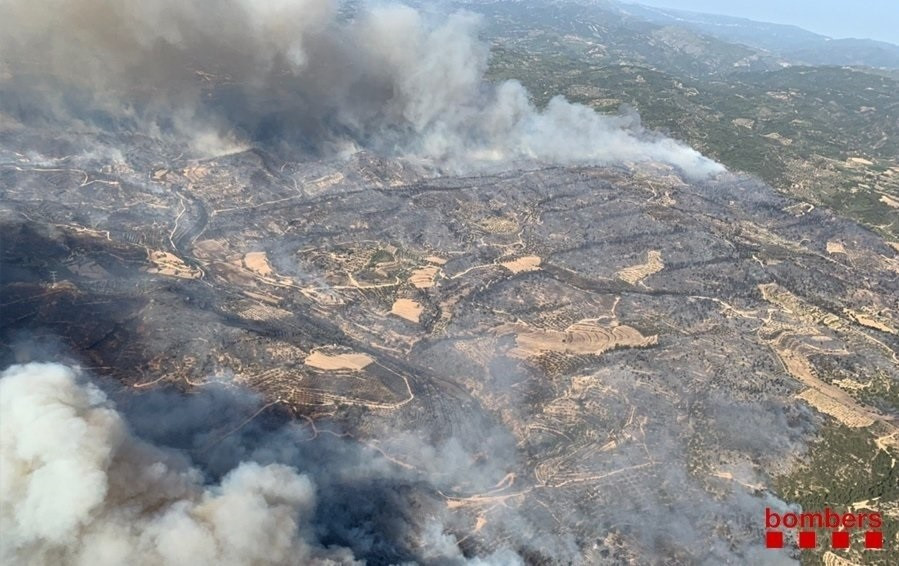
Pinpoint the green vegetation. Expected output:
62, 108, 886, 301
774, 424, 898, 565
368, 249, 395, 266
858, 372, 899, 415
482, 5, 899, 240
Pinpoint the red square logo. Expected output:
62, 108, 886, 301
865, 531, 883, 549
766, 531, 784, 549
832, 531, 850, 549
798, 531, 816, 549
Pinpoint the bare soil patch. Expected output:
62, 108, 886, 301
500, 255, 541, 274
391, 298, 423, 323
616, 250, 663, 284
305, 350, 374, 371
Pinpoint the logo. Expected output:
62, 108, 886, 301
765, 507, 883, 550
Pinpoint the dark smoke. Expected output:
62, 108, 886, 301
0, 362, 524, 565
0, 0, 724, 177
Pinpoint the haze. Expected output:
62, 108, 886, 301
633, 0, 899, 45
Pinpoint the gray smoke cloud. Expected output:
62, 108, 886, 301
0, 0, 724, 177
0, 362, 356, 565
0, 362, 523, 565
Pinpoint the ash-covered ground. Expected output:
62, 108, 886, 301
3, 130, 898, 564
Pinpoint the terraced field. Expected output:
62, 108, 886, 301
3, 129, 897, 562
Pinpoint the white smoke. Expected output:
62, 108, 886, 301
0, 0, 725, 178
0, 362, 527, 565
0, 362, 360, 565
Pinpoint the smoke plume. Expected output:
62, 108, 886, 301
0, 362, 522, 565
0, 362, 353, 565
0, 0, 724, 177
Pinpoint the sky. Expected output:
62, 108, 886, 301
631, 0, 899, 45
